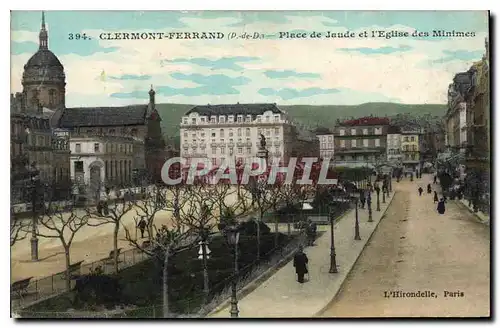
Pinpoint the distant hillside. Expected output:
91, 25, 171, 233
156, 102, 447, 137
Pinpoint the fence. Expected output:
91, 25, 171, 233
11, 232, 201, 310
13, 204, 351, 318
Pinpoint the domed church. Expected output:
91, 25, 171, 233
12, 12, 66, 113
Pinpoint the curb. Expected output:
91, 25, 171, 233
207, 209, 352, 317
314, 191, 398, 317
454, 200, 490, 226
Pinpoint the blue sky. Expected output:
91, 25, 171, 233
10, 11, 488, 106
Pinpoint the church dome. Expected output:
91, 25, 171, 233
24, 49, 63, 70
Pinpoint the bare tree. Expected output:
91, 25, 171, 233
10, 210, 28, 247
35, 199, 90, 291
122, 185, 192, 318
86, 188, 135, 274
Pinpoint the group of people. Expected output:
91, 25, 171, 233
417, 182, 446, 215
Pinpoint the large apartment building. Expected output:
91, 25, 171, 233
315, 127, 334, 160
333, 116, 390, 167
179, 103, 319, 167
400, 128, 424, 171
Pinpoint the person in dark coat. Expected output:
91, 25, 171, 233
433, 191, 439, 203
293, 246, 309, 283
433, 175, 437, 184
137, 217, 147, 238
437, 198, 446, 214
359, 189, 366, 209
418, 187, 423, 196
427, 184, 432, 194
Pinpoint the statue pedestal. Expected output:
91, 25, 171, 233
256, 148, 269, 159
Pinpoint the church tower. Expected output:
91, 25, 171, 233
22, 12, 66, 112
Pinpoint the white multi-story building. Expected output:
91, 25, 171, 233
386, 125, 402, 165
179, 103, 319, 167
315, 127, 334, 160
69, 134, 145, 189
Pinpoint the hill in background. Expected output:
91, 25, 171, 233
156, 102, 447, 138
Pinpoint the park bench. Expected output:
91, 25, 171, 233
11, 277, 34, 299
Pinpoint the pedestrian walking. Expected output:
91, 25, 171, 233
433, 191, 439, 203
293, 245, 309, 283
306, 220, 317, 246
437, 198, 446, 214
137, 217, 147, 238
360, 189, 366, 209
427, 184, 432, 194
418, 187, 423, 196
433, 175, 437, 184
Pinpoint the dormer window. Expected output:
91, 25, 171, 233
210, 117, 216, 123
246, 115, 252, 122
191, 118, 196, 124
274, 115, 280, 122
219, 116, 225, 123
265, 116, 270, 122
257, 115, 262, 123
228, 115, 234, 123
237, 115, 243, 123
200, 117, 206, 123
183, 117, 188, 124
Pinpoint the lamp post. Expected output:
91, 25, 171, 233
376, 186, 381, 211
328, 207, 338, 273
367, 193, 373, 222
382, 186, 386, 203
224, 224, 241, 318
353, 196, 361, 241
30, 171, 40, 261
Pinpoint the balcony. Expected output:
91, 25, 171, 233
273, 140, 281, 146
335, 146, 385, 154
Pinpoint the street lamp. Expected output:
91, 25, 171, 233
30, 171, 41, 261
367, 191, 373, 222
224, 224, 241, 318
350, 191, 361, 241
375, 185, 381, 211
328, 206, 338, 273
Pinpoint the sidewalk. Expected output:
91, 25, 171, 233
456, 199, 490, 225
208, 192, 395, 318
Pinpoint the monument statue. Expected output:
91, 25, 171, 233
259, 133, 266, 149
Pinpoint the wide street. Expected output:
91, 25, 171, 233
320, 174, 490, 317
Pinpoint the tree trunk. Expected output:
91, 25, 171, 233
256, 215, 261, 262
113, 222, 120, 274
162, 248, 170, 318
64, 245, 71, 292
274, 216, 279, 248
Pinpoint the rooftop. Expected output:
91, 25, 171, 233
184, 103, 282, 116
58, 106, 148, 128
337, 116, 390, 127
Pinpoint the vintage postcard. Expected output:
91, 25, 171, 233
10, 10, 490, 319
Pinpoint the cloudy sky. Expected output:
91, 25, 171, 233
11, 11, 488, 107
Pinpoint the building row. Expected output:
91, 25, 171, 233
315, 117, 426, 172
441, 38, 490, 200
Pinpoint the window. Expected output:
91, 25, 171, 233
363, 128, 368, 135
237, 128, 242, 137
229, 129, 233, 137
201, 132, 205, 137
246, 115, 252, 122
238, 147, 243, 154
221, 147, 225, 154
363, 139, 368, 147
339, 129, 345, 136
321, 142, 326, 149
351, 139, 357, 147
266, 129, 271, 136
257, 115, 262, 123
340, 140, 345, 148
265, 116, 270, 122
412, 145, 417, 151
183, 132, 188, 138
246, 128, 251, 137
201, 117, 206, 123
220, 129, 225, 137
211, 147, 216, 154
220, 116, 226, 123
410, 136, 415, 142
220, 138, 225, 143
274, 128, 279, 135
237, 115, 243, 123
228, 115, 234, 123
75, 143, 81, 153
191, 118, 196, 124
404, 136, 409, 142
210, 117, 216, 123
328, 142, 333, 149
94, 143, 100, 152
375, 139, 380, 147
229, 148, 234, 155
375, 127, 382, 135
212, 158, 217, 166
350, 129, 356, 135
247, 147, 251, 154
274, 115, 280, 122
211, 130, 216, 137
328, 136, 333, 142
